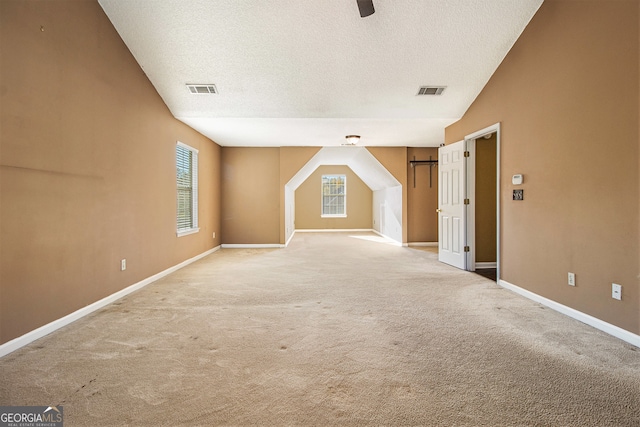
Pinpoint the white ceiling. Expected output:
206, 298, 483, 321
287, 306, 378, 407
98, 0, 543, 147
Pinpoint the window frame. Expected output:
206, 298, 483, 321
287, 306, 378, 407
321, 174, 347, 218
176, 141, 199, 237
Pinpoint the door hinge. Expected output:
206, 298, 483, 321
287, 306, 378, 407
464, 198, 470, 205
464, 246, 470, 252
464, 151, 470, 157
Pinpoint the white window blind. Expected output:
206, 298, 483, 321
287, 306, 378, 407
176, 142, 199, 235
321, 174, 346, 217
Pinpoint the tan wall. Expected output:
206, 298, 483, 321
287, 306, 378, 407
222, 146, 324, 245
0, 0, 221, 344
367, 147, 409, 243
221, 147, 280, 244
407, 147, 438, 243
225, 146, 411, 245
295, 165, 372, 230
446, 0, 639, 333
475, 135, 497, 263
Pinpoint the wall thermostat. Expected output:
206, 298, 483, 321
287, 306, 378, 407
512, 174, 523, 185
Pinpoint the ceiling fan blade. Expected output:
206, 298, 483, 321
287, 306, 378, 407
357, 0, 375, 18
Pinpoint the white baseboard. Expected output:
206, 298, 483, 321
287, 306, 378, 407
294, 228, 404, 246
221, 243, 284, 248
499, 279, 640, 348
408, 242, 438, 247
295, 229, 373, 233
233, 229, 393, 248
0, 246, 221, 358
476, 262, 497, 269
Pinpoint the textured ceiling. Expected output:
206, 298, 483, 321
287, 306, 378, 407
98, 0, 543, 147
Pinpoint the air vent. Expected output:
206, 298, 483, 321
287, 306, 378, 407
186, 84, 217, 94
417, 86, 446, 96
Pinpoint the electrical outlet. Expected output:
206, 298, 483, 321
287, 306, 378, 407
568, 272, 575, 286
121, 259, 126, 271
612, 283, 622, 300
212, 232, 216, 239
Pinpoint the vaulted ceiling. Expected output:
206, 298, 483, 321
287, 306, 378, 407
98, 0, 543, 147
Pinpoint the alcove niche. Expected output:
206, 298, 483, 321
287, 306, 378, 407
285, 147, 402, 245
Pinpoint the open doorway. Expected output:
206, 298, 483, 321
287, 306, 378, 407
471, 132, 497, 280
437, 123, 500, 281
466, 125, 500, 282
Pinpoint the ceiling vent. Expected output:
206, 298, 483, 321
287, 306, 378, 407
417, 86, 446, 96
186, 84, 217, 94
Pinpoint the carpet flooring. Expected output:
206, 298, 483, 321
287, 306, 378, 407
1, 232, 639, 426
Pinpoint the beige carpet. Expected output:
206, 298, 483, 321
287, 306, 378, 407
1, 232, 639, 426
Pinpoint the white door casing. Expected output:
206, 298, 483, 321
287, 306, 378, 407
438, 140, 466, 270
463, 122, 501, 280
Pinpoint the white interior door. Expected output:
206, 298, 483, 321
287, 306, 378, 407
438, 140, 466, 270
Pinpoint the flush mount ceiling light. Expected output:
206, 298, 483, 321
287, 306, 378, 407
344, 135, 360, 145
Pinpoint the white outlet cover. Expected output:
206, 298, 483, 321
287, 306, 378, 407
612, 283, 622, 300
568, 272, 575, 286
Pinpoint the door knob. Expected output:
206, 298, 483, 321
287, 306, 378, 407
436, 209, 442, 213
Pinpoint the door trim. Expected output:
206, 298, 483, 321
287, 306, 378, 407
465, 138, 476, 271
464, 123, 501, 281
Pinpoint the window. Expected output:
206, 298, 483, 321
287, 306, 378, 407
321, 174, 346, 217
176, 142, 199, 236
